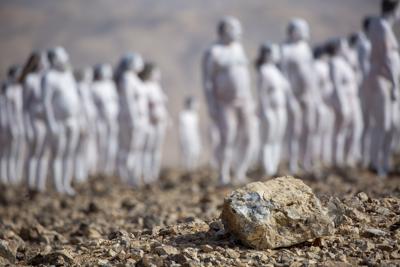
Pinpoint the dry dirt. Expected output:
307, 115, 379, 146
0, 167, 399, 266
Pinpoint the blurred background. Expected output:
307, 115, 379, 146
0, 0, 377, 166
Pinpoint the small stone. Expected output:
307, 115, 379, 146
357, 192, 369, 202
200, 244, 214, 253
362, 228, 387, 238
130, 248, 144, 261
221, 176, 334, 249
225, 248, 240, 259
154, 245, 179, 256
0, 239, 17, 263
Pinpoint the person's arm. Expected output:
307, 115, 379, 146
42, 74, 58, 135
257, 69, 269, 118
381, 23, 399, 100
202, 48, 217, 119
22, 80, 34, 141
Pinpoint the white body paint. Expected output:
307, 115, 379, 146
75, 72, 97, 182
43, 54, 81, 195
0, 87, 8, 184
314, 58, 335, 167
4, 82, 25, 185
23, 71, 50, 190
179, 104, 201, 171
143, 78, 167, 183
257, 60, 289, 176
203, 17, 256, 184
91, 66, 119, 177
117, 69, 145, 185
281, 19, 317, 172
364, 16, 400, 176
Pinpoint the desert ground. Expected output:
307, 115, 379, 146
0, 166, 399, 266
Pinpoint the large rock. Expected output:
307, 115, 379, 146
221, 176, 334, 249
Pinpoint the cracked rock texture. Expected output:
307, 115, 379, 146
221, 176, 334, 249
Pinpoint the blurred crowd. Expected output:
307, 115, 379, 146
0, 49, 168, 195
1, 0, 399, 194
202, 0, 400, 184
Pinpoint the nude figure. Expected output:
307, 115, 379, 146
0, 82, 8, 184
3, 65, 25, 185
74, 68, 97, 182
327, 39, 360, 168
140, 62, 168, 184
20, 51, 50, 191
91, 64, 119, 177
281, 18, 317, 173
43, 47, 81, 195
255, 43, 289, 176
202, 16, 256, 184
363, 0, 400, 176
313, 45, 336, 167
179, 96, 202, 171
115, 53, 145, 186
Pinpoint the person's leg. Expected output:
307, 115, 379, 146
234, 104, 257, 182
52, 125, 66, 193
36, 127, 50, 192
216, 104, 237, 185
62, 121, 80, 195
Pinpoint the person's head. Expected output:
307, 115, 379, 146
255, 42, 279, 69
326, 38, 342, 57
19, 50, 48, 83
287, 18, 310, 42
139, 62, 161, 82
48, 47, 70, 71
382, 0, 400, 18
74, 67, 93, 83
362, 16, 373, 33
348, 33, 359, 48
93, 64, 113, 81
121, 52, 144, 73
184, 96, 197, 110
313, 44, 328, 60
217, 16, 242, 44
7, 65, 21, 83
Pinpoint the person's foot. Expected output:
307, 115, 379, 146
64, 186, 76, 196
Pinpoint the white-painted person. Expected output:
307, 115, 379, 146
327, 39, 356, 168
255, 43, 289, 176
313, 45, 336, 168
43, 47, 81, 195
359, 17, 374, 167
364, 0, 400, 176
141, 62, 168, 183
74, 68, 97, 182
4, 66, 25, 185
202, 16, 256, 184
179, 96, 202, 172
115, 53, 145, 186
0, 81, 10, 184
281, 18, 317, 173
20, 51, 50, 191
91, 64, 119, 177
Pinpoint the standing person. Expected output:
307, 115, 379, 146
327, 39, 358, 168
281, 18, 317, 173
20, 51, 50, 191
4, 65, 25, 185
0, 82, 8, 184
92, 64, 119, 176
74, 68, 97, 182
255, 43, 290, 176
313, 45, 336, 167
115, 53, 145, 185
202, 16, 256, 185
141, 62, 168, 184
364, 0, 400, 176
43, 47, 81, 195
179, 96, 202, 171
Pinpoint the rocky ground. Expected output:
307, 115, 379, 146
0, 167, 399, 266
